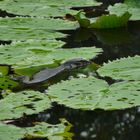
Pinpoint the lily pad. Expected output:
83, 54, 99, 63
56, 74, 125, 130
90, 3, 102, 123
26, 119, 73, 139
0, 119, 73, 140
0, 41, 102, 70
0, 76, 18, 91
97, 81, 140, 110
0, 3, 78, 17
48, 77, 108, 110
0, 90, 51, 120
48, 76, 140, 110
0, 123, 25, 140
0, 0, 101, 10
97, 56, 140, 81
108, 0, 140, 21
0, 65, 10, 76
0, 17, 79, 41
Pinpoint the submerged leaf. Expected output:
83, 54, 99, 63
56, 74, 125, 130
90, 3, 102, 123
98, 56, 140, 81
0, 90, 51, 120
48, 77, 140, 110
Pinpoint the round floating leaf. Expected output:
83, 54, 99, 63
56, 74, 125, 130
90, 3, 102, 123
0, 17, 78, 41
0, 65, 10, 76
0, 17, 79, 30
0, 90, 51, 120
48, 77, 109, 110
0, 119, 73, 140
48, 77, 140, 110
108, 0, 140, 21
0, 0, 101, 9
97, 81, 140, 110
98, 56, 140, 81
0, 2, 78, 17
45, 0, 101, 7
0, 41, 102, 70
26, 119, 73, 139
0, 123, 25, 140
0, 76, 18, 91
0, 28, 65, 41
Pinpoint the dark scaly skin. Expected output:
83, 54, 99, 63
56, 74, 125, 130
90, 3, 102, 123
13, 58, 91, 84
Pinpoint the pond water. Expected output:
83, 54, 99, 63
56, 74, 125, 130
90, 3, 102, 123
0, 0, 140, 140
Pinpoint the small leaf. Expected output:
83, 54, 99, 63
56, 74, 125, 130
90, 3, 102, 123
89, 12, 131, 29
0, 76, 18, 91
0, 65, 10, 76
76, 12, 131, 29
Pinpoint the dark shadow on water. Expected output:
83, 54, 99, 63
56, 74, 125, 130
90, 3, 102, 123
14, 104, 140, 140
60, 21, 140, 64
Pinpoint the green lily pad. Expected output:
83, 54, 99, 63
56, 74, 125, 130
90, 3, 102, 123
40, 0, 101, 7
0, 0, 101, 10
48, 76, 140, 110
97, 81, 140, 110
0, 123, 25, 140
108, 0, 140, 21
0, 76, 18, 91
0, 2, 78, 17
26, 119, 73, 139
0, 17, 79, 41
0, 65, 10, 76
48, 77, 108, 110
0, 119, 73, 140
0, 90, 51, 120
98, 56, 140, 81
0, 40, 102, 70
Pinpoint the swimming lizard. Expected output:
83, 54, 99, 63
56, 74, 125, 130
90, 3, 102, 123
13, 58, 91, 84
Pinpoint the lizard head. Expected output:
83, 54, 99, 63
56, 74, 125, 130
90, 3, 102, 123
63, 58, 91, 70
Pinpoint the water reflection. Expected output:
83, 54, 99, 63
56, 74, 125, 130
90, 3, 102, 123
62, 21, 140, 64
18, 105, 140, 140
